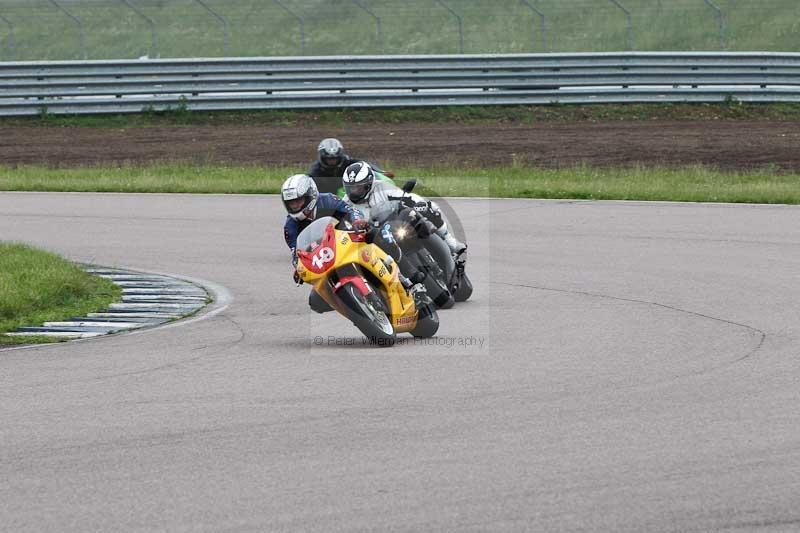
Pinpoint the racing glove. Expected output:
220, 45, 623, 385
352, 218, 371, 232
404, 208, 434, 238
414, 201, 444, 228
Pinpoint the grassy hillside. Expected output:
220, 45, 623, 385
0, 0, 797, 60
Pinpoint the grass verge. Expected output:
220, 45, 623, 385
4, 1, 800, 59
4, 103, 800, 128
0, 243, 121, 345
1, 163, 800, 205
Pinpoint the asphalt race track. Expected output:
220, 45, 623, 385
2, 192, 800, 532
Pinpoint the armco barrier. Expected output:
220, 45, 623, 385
0, 52, 799, 116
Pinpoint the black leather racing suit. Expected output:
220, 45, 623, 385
307, 155, 386, 195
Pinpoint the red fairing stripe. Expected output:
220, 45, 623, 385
297, 223, 337, 274
334, 275, 372, 296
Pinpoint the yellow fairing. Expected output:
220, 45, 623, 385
297, 229, 419, 333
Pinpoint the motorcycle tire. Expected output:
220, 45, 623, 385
407, 248, 454, 309
453, 269, 473, 302
411, 301, 440, 338
424, 270, 455, 309
337, 282, 396, 347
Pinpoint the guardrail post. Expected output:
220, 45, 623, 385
274, 0, 306, 55
0, 13, 15, 60
609, 0, 634, 51
49, 0, 87, 59
194, 0, 230, 56
352, 0, 384, 54
120, 0, 158, 58
703, 0, 726, 50
520, 0, 547, 52
434, 0, 463, 53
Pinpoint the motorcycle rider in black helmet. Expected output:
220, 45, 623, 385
307, 138, 393, 195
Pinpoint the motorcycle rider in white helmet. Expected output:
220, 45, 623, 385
281, 173, 424, 312
341, 162, 468, 265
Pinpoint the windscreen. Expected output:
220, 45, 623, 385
296, 216, 336, 252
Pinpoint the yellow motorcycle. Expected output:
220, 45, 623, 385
295, 216, 439, 346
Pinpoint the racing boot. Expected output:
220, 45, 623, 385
400, 271, 428, 307
409, 283, 428, 307
436, 224, 467, 265
454, 242, 467, 267
441, 230, 467, 266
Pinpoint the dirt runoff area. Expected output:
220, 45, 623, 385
1, 120, 799, 172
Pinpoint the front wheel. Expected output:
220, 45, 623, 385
337, 283, 396, 347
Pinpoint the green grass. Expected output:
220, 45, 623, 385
412, 165, 800, 204
1, 0, 799, 60
0, 243, 121, 344
6, 102, 800, 129
0, 163, 286, 194
2, 162, 799, 205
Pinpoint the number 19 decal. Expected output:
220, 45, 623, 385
312, 246, 334, 269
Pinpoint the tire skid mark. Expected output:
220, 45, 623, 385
493, 281, 767, 367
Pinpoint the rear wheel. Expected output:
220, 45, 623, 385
453, 268, 473, 302
411, 300, 439, 338
338, 283, 396, 347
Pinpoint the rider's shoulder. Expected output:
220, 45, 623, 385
373, 179, 399, 193
317, 192, 340, 203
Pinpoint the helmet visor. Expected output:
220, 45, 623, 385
322, 155, 340, 167
345, 182, 370, 202
286, 197, 306, 213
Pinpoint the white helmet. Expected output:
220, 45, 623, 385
342, 161, 375, 204
281, 174, 319, 221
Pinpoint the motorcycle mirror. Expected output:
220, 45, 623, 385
402, 179, 417, 193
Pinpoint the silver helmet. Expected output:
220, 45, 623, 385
317, 138, 345, 169
281, 174, 319, 221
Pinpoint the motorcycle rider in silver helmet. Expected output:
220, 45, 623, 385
341, 161, 468, 265
281, 173, 423, 310
282, 173, 366, 313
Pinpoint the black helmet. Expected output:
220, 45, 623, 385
342, 161, 375, 204
317, 138, 344, 169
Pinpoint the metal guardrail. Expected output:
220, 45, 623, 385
0, 52, 799, 116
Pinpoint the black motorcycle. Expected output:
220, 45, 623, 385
370, 179, 473, 309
